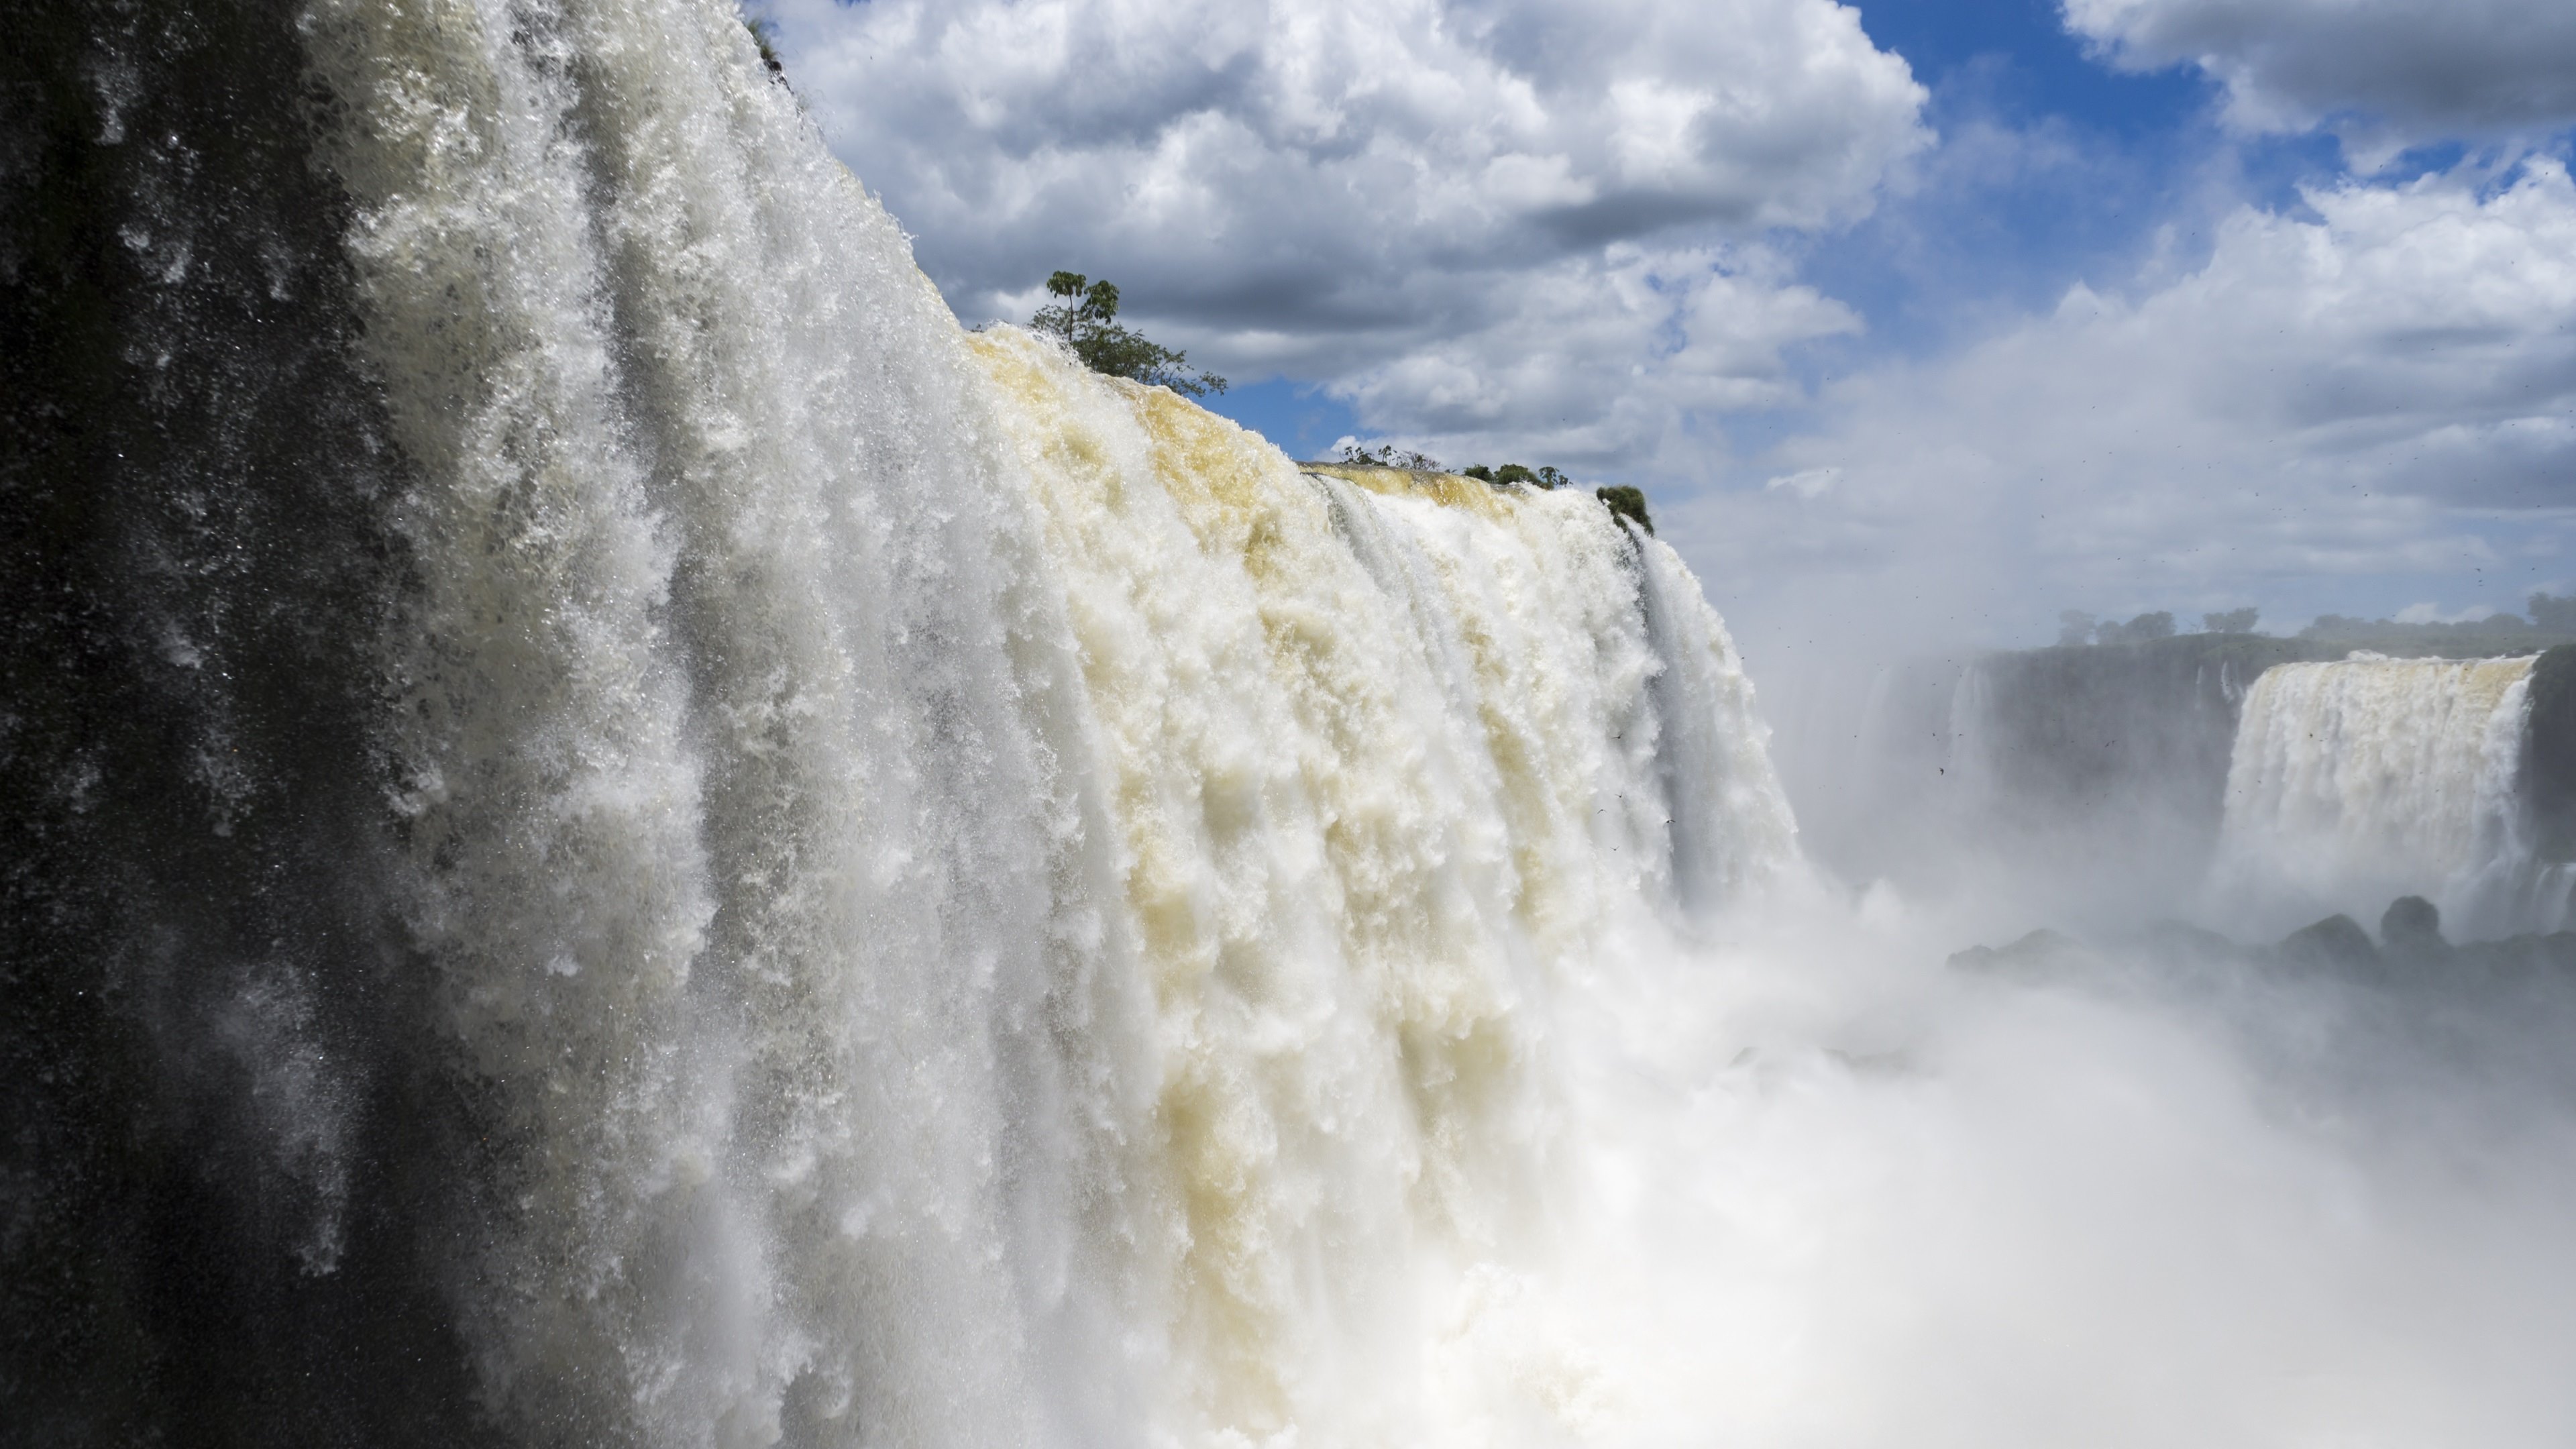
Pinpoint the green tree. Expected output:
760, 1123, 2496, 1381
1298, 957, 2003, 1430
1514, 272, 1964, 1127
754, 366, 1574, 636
2202, 607, 2259, 635
1030, 272, 1226, 397
2097, 611, 2175, 644
1334, 441, 1441, 470
1595, 485, 1654, 535
2532, 591, 2576, 633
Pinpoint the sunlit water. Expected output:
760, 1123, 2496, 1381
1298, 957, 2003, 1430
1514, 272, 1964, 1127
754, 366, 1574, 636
12, 0, 2576, 1442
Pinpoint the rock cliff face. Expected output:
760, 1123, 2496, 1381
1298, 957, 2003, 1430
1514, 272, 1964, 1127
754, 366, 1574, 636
1955, 635, 2326, 839
2527, 646, 2576, 863
1837, 635, 2329, 912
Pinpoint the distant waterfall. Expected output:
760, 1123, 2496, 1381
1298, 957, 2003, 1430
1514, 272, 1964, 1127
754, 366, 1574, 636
1942, 661, 1999, 806
2214, 655, 2563, 937
1, 0, 1800, 1440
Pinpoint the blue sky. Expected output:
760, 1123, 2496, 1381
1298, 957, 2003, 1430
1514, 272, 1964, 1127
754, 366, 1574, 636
769, 0, 2576, 662
1787, 0, 2214, 352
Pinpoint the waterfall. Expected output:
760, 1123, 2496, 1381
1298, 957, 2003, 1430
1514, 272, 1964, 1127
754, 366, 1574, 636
1941, 661, 1998, 809
2, 0, 1801, 1441
2214, 655, 2553, 938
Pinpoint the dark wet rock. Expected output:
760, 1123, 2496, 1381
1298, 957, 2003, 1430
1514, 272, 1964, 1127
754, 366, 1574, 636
2273, 914, 2382, 974
2381, 895, 2444, 948
2379, 895, 2450, 970
1948, 928, 2098, 981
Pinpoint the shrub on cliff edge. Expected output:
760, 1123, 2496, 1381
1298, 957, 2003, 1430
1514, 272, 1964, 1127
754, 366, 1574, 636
1596, 486, 1653, 535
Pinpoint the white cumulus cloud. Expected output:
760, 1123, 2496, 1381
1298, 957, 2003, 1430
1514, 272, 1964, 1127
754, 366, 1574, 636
1683, 154, 2576, 658
1329, 243, 1863, 470
765, 0, 1925, 450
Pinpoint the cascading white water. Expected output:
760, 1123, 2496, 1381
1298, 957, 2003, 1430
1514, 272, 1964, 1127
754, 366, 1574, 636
2214, 654, 2545, 936
31, 1, 2576, 1443
273, 2, 1803, 1440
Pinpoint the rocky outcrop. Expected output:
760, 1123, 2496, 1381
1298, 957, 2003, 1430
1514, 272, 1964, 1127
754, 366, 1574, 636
1947, 895, 2576, 987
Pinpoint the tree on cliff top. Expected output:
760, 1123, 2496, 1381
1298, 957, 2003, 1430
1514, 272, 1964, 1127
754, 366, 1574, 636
1595, 485, 1654, 535
1338, 441, 1442, 470
1031, 272, 1227, 397
1460, 463, 1572, 489
2096, 611, 2176, 644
